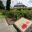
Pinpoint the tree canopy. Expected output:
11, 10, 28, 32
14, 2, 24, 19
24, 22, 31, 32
0, 0, 5, 9
6, 0, 11, 10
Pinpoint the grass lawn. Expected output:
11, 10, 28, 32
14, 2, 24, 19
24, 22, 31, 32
0, 10, 5, 17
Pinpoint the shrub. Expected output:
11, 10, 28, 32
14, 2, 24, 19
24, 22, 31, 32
3, 8, 32, 20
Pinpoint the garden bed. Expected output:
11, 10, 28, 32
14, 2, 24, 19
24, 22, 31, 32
6, 17, 16, 25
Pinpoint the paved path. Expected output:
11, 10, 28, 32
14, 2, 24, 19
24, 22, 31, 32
0, 16, 17, 32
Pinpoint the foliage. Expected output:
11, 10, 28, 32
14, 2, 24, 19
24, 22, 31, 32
3, 8, 32, 20
6, 0, 11, 10
0, 1, 5, 9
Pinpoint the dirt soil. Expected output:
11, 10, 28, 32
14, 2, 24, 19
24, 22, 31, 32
6, 17, 16, 25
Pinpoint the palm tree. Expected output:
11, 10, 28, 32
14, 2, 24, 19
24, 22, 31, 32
6, 0, 11, 10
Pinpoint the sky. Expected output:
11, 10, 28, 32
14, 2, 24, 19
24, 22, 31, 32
1, 0, 32, 7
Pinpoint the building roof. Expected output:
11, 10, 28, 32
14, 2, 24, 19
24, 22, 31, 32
14, 2, 27, 7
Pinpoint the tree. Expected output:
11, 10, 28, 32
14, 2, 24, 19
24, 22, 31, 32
6, 0, 11, 10
0, 0, 5, 9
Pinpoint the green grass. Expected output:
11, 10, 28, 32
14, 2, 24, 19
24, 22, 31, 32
0, 10, 6, 17
0, 13, 4, 17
